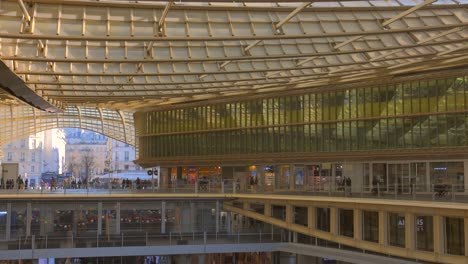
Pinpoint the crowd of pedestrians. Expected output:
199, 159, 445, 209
0, 175, 30, 189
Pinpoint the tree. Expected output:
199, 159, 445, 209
66, 153, 82, 180
81, 149, 95, 183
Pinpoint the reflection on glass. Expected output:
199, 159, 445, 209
316, 208, 330, 232
339, 209, 353, 237
416, 215, 433, 251
388, 213, 405, 247
446, 217, 465, 255
363, 211, 379, 243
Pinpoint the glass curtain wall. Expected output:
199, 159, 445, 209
136, 76, 468, 161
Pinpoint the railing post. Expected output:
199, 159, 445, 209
260, 230, 262, 243
170, 231, 172, 245
394, 182, 397, 199
221, 182, 224, 193
195, 182, 198, 194
146, 232, 148, 246
45, 235, 48, 249
237, 231, 240, 243
412, 184, 416, 200
328, 181, 331, 196
204, 232, 207, 244
377, 182, 380, 198
121, 233, 123, 247
360, 183, 363, 198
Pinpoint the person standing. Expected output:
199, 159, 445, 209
346, 177, 352, 197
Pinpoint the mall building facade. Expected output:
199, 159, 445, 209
135, 74, 468, 192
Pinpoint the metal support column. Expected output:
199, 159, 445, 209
26, 203, 31, 237
353, 209, 362, 240
307, 206, 315, 230
289, 164, 295, 190
6, 203, 11, 240
97, 202, 102, 235
330, 207, 338, 236
190, 202, 195, 232
215, 200, 220, 233
405, 212, 415, 250
285, 205, 293, 224
162, 201, 166, 234
433, 215, 444, 256
378, 210, 388, 246
116, 202, 121, 234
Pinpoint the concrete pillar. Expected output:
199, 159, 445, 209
116, 202, 120, 234
26, 203, 31, 237
97, 202, 102, 235
330, 207, 338, 236
285, 205, 293, 224
161, 201, 166, 234
378, 210, 387, 246
6, 203, 11, 240
307, 206, 315, 230
433, 215, 444, 256
353, 209, 362, 240
405, 212, 415, 250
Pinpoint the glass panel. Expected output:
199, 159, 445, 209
316, 207, 330, 232
388, 212, 405, 247
339, 209, 353, 237
446, 217, 465, 255
363, 211, 379, 243
416, 215, 433, 251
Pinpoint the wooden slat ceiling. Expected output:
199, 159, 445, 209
0, 0, 466, 112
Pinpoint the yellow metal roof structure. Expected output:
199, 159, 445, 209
0, 0, 466, 145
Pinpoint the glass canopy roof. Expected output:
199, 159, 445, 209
0, 0, 466, 145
